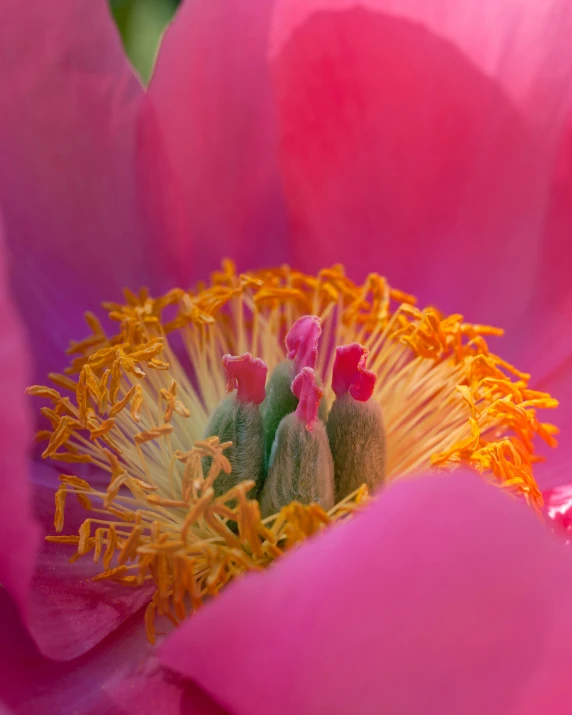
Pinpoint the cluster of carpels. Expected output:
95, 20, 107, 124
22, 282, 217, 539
205, 315, 386, 517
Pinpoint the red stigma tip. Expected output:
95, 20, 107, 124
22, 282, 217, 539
285, 315, 322, 373
332, 343, 376, 401
222, 353, 268, 405
292, 367, 323, 431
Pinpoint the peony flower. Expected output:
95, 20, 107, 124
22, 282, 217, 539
1, 0, 572, 713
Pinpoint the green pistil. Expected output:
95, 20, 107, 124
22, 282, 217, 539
259, 412, 335, 518
327, 393, 386, 501
203, 393, 265, 500
260, 360, 299, 467
260, 360, 328, 466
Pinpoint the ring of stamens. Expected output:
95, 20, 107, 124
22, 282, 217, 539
28, 262, 558, 642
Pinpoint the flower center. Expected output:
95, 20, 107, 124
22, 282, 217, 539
27, 262, 558, 642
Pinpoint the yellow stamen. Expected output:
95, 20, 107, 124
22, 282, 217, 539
28, 263, 558, 641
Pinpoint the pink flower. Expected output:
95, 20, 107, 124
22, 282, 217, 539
1, 0, 572, 713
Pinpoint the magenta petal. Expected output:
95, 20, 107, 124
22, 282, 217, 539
161, 472, 572, 714
508, 117, 572, 377
0, 0, 180, 381
149, 0, 288, 275
0, 220, 40, 618
270, 0, 572, 332
23, 463, 152, 661
508, 129, 572, 493
0, 589, 225, 715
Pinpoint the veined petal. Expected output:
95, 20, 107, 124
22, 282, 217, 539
0, 0, 184, 382
0, 217, 40, 619
0, 589, 225, 715
521, 127, 572, 488
509, 117, 572, 375
25, 463, 153, 661
161, 472, 572, 715
148, 0, 289, 276
270, 0, 572, 333
503, 117, 572, 491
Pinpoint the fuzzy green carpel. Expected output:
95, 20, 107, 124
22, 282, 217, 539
203, 393, 265, 499
261, 360, 329, 465
260, 360, 299, 466
260, 412, 335, 518
327, 393, 386, 501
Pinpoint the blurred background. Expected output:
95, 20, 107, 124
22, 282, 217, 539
110, 0, 181, 82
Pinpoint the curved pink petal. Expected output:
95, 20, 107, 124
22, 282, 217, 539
0, 0, 185, 382
161, 472, 572, 714
270, 0, 572, 335
507, 123, 572, 492
148, 0, 289, 275
23, 462, 153, 660
509, 117, 572, 372
0, 217, 40, 618
0, 589, 225, 715
269, 0, 572, 492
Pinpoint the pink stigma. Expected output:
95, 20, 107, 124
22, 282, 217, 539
332, 343, 376, 401
292, 367, 323, 431
222, 353, 268, 405
285, 315, 322, 373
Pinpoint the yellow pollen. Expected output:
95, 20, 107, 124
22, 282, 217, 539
28, 262, 558, 643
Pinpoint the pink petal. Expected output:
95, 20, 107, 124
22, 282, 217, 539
161, 472, 572, 714
0, 0, 185, 382
148, 0, 288, 275
0, 218, 40, 618
24, 462, 153, 661
0, 589, 225, 715
509, 117, 572, 372
270, 0, 572, 333
269, 0, 572, 493
500, 123, 572, 493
